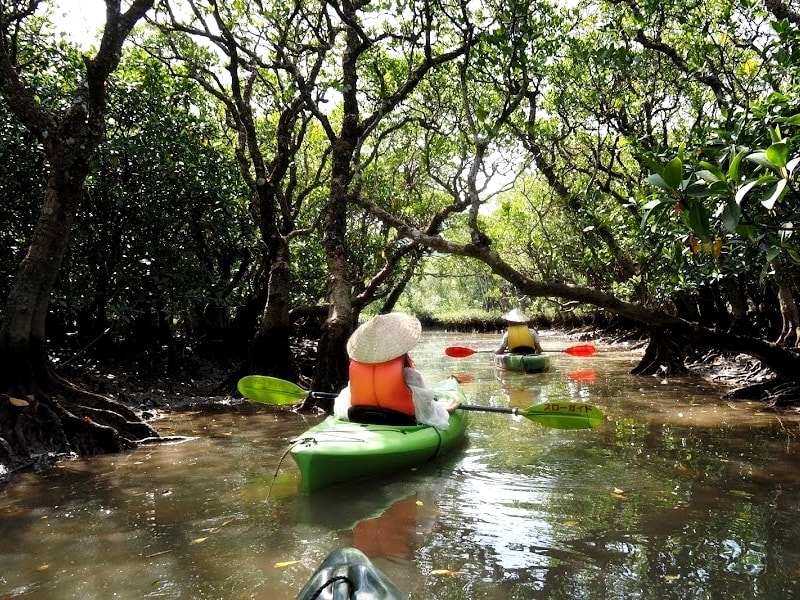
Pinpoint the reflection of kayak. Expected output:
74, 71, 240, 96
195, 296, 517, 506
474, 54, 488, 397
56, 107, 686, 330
494, 352, 551, 373
296, 547, 406, 600
289, 379, 468, 494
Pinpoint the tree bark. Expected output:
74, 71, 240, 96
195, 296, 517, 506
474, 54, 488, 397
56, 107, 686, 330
0, 0, 158, 478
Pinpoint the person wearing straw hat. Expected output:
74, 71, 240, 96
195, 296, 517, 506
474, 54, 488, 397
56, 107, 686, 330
496, 308, 543, 355
332, 313, 460, 428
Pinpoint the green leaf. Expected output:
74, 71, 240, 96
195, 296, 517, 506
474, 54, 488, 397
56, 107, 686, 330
760, 179, 787, 210
646, 173, 672, 191
775, 113, 800, 125
787, 156, 800, 176
662, 157, 683, 189
697, 161, 725, 181
721, 201, 741, 233
683, 201, 710, 241
766, 245, 781, 262
745, 151, 774, 169
736, 175, 775, 204
766, 142, 789, 167
640, 198, 672, 230
695, 169, 720, 183
728, 150, 745, 182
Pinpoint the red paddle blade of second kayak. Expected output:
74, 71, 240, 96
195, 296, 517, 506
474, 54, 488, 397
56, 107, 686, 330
564, 344, 596, 356
445, 346, 476, 358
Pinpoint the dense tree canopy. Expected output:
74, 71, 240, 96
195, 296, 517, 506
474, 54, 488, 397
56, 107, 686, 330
2, 0, 800, 474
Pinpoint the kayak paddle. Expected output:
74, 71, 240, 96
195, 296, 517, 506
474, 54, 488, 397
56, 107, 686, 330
459, 402, 603, 429
238, 376, 603, 430
445, 344, 596, 358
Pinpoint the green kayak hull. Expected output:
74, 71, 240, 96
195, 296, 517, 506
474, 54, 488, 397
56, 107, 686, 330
295, 547, 406, 600
494, 352, 551, 373
289, 380, 468, 494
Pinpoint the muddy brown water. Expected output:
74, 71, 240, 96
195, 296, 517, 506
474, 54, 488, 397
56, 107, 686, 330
3, 331, 800, 599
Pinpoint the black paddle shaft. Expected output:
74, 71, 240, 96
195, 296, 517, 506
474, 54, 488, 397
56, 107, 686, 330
459, 403, 517, 415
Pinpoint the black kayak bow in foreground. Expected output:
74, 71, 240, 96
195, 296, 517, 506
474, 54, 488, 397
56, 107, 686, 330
237, 375, 603, 430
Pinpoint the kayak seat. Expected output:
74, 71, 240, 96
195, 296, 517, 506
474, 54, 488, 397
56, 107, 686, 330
348, 406, 417, 426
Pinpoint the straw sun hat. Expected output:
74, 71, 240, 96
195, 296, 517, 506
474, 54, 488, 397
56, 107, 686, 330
502, 308, 531, 323
347, 313, 422, 364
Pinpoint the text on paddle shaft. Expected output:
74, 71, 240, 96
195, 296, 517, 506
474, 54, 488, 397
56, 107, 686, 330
542, 404, 594, 413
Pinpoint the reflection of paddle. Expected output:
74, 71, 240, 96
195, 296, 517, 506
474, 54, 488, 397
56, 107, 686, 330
460, 402, 603, 429
445, 344, 596, 358
238, 376, 603, 429
568, 369, 598, 383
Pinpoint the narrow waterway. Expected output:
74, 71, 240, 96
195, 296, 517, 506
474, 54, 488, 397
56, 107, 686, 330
3, 331, 800, 599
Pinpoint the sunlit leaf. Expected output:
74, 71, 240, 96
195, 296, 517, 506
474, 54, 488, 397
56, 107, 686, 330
775, 113, 800, 125
430, 569, 462, 576
190, 537, 208, 544
760, 179, 787, 210
745, 151, 774, 169
8, 396, 29, 407
766, 142, 789, 167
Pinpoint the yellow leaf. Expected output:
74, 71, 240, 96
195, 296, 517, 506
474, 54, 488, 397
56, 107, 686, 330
190, 537, 208, 544
35, 564, 50, 572
274, 560, 300, 568
8, 396, 29, 407
415, 500, 423, 506
430, 569, 463, 577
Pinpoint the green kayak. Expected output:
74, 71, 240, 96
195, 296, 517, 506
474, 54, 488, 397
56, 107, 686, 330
289, 379, 468, 494
296, 547, 405, 600
494, 352, 551, 373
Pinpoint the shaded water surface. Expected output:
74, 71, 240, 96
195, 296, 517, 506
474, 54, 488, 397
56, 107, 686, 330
3, 332, 800, 598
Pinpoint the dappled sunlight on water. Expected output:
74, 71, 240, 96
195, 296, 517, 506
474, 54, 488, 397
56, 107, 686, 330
4, 332, 800, 598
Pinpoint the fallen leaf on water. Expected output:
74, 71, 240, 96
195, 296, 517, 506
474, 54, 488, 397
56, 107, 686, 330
274, 560, 300, 568
430, 569, 463, 577
415, 500, 424, 506
35, 564, 50, 572
190, 537, 208, 544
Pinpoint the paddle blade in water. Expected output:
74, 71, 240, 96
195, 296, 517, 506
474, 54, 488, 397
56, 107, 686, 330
564, 344, 596, 356
445, 346, 477, 358
237, 375, 307, 405
521, 402, 603, 429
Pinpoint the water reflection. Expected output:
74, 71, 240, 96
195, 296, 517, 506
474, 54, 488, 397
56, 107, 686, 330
3, 332, 800, 598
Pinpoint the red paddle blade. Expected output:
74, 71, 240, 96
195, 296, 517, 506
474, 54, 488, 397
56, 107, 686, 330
564, 344, 596, 356
445, 346, 476, 358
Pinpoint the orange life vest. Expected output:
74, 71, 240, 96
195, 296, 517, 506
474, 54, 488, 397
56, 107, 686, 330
507, 324, 537, 353
349, 355, 415, 417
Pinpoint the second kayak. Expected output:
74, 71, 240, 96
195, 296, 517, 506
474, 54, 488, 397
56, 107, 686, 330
494, 352, 551, 373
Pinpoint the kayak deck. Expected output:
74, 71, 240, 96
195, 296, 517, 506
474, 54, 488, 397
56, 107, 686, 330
494, 352, 551, 373
295, 547, 405, 600
289, 380, 468, 494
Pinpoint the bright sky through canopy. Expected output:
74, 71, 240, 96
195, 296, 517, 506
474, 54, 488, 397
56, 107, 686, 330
53, 0, 106, 49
